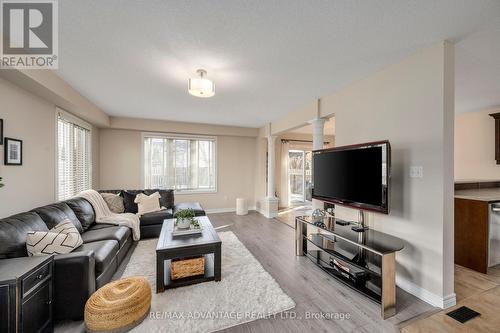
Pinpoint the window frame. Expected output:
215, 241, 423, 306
55, 108, 93, 201
141, 132, 218, 195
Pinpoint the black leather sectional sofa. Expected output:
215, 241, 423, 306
0, 189, 205, 320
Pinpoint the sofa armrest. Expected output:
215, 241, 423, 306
53, 250, 96, 321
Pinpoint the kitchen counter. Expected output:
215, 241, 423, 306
454, 185, 500, 274
455, 188, 500, 202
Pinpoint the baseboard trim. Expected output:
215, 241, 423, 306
396, 276, 456, 309
205, 207, 256, 214
442, 293, 457, 309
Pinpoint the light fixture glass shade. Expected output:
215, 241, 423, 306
188, 69, 215, 98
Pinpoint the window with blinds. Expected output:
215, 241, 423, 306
143, 134, 217, 193
57, 112, 92, 200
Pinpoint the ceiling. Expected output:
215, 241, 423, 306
57, 1, 500, 128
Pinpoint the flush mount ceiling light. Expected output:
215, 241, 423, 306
188, 69, 215, 98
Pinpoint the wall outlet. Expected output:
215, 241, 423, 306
410, 166, 424, 178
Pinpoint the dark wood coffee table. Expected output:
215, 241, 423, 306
156, 216, 222, 293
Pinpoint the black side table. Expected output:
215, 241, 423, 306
0, 255, 54, 333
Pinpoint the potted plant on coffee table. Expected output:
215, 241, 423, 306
174, 209, 199, 229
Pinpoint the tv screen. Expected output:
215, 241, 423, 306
312, 141, 390, 213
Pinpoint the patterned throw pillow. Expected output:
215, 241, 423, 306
26, 220, 83, 256
134, 192, 162, 216
101, 193, 125, 213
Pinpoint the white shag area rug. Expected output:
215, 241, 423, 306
122, 231, 295, 333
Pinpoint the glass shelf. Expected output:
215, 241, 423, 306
305, 249, 382, 304
305, 233, 382, 276
296, 215, 404, 255
296, 215, 401, 319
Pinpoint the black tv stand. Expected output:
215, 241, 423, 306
295, 215, 404, 319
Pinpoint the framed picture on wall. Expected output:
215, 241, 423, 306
4, 138, 22, 165
0, 119, 3, 145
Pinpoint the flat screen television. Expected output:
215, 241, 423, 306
312, 140, 390, 214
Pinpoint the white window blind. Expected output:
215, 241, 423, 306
57, 112, 92, 200
143, 134, 216, 192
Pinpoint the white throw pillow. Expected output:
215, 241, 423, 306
101, 193, 125, 213
26, 220, 83, 256
134, 192, 162, 216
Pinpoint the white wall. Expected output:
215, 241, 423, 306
320, 42, 455, 308
455, 108, 500, 181
0, 77, 100, 218
259, 42, 455, 308
0, 77, 56, 217
99, 129, 257, 211
0, 61, 106, 218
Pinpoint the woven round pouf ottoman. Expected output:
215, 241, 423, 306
85, 276, 152, 333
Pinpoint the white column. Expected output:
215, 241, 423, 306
310, 118, 326, 210
263, 135, 279, 218
267, 135, 277, 199
311, 118, 326, 151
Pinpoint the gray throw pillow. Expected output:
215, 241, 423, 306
101, 193, 125, 213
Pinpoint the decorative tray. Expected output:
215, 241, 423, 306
171, 225, 203, 236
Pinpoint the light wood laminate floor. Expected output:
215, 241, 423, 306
401, 264, 500, 333
210, 212, 433, 332
57, 212, 434, 333
276, 205, 311, 229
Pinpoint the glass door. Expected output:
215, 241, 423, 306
304, 151, 312, 201
288, 150, 312, 203
289, 150, 305, 203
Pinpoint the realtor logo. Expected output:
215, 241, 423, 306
1, 0, 58, 69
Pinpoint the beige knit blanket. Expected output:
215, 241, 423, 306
77, 189, 140, 241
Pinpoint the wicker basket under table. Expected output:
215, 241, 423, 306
171, 256, 205, 280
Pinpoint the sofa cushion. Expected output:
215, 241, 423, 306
31, 202, 84, 233
144, 189, 174, 209
82, 226, 131, 248
140, 209, 174, 227
65, 198, 95, 231
0, 212, 49, 259
122, 190, 142, 214
73, 240, 119, 276
86, 223, 116, 231
173, 202, 205, 216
